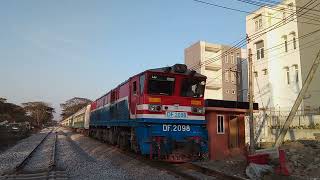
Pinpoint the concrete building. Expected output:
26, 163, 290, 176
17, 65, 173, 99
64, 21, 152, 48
184, 41, 247, 101
246, 0, 320, 113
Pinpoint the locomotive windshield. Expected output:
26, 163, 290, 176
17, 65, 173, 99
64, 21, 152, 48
148, 75, 175, 95
181, 78, 205, 98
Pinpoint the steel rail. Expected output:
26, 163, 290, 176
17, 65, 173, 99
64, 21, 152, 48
14, 128, 54, 173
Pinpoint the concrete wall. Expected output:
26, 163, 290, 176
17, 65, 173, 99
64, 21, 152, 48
184, 41, 246, 101
268, 129, 320, 142
296, 0, 320, 111
221, 46, 240, 101
245, 111, 320, 143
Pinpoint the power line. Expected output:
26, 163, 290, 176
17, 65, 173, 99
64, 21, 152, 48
234, 0, 320, 22
189, 0, 320, 71
256, 0, 320, 13
206, 27, 320, 85
189, 0, 319, 90
193, 0, 320, 25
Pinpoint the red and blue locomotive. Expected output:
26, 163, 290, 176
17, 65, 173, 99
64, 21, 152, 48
89, 64, 208, 161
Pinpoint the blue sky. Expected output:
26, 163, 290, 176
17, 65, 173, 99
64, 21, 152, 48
0, 0, 262, 120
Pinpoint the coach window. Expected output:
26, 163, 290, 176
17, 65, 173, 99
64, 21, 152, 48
217, 115, 224, 134
133, 81, 137, 95
139, 75, 145, 95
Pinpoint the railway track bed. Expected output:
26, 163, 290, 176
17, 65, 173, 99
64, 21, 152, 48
0, 128, 68, 180
63, 128, 245, 180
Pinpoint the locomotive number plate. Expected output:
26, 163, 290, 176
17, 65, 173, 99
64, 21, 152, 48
166, 112, 188, 119
162, 124, 191, 132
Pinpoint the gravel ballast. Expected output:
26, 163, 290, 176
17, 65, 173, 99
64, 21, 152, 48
57, 129, 177, 180
0, 128, 52, 174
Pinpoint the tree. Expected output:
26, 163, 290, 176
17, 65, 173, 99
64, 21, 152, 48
0, 101, 28, 123
60, 97, 91, 119
22, 102, 55, 128
0, 97, 7, 103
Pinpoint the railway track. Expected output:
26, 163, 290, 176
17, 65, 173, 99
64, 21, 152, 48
61, 128, 245, 180
1, 127, 68, 180
133, 157, 246, 180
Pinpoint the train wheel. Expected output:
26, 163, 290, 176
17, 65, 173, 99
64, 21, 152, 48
110, 128, 117, 145
119, 133, 129, 150
130, 129, 140, 153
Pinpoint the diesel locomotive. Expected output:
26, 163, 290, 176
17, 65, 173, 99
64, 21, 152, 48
61, 64, 208, 162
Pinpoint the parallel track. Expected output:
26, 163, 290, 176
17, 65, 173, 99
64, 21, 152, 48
1, 127, 68, 180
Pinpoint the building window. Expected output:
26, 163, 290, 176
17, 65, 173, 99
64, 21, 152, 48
231, 72, 235, 83
268, 13, 272, 26
236, 53, 240, 62
254, 71, 258, 77
225, 69, 229, 82
294, 65, 299, 82
259, 18, 263, 29
263, 69, 268, 75
293, 37, 297, 49
254, 16, 262, 31
232, 90, 236, 94
285, 40, 288, 52
256, 41, 264, 60
282, 11, 286, 20
217, 115, 224, 134
226, 90, 230, 93
285, 68, 290, 84
288, 3, 293, 11
283, 36, 288, 52
225, 55, 228, 63
231, 53, 234, 64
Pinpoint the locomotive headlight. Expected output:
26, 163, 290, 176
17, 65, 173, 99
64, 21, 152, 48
191, 107, 205, 114
148, 104, 162, 112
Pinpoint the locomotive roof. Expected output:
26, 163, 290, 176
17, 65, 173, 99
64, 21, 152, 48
94, 64, 207, 101
147, 65, 206, 79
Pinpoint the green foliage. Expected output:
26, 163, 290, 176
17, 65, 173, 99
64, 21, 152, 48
60, 97, 91, 119
22, 101, 55, 128
0, 100, 28, 123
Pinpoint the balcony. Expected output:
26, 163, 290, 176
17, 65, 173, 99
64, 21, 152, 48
206, 79, 222, 90
205, 62, 222, 71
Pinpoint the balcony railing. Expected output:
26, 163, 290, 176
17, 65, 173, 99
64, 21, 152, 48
205, 62, 222, 71
206, 79, 222, 89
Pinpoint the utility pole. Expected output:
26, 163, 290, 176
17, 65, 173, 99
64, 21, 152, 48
275, 49, 320, 147
248, 48, 255, 154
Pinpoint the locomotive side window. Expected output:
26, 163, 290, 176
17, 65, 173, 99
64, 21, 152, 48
148, 75, 175, 96
139, 75, 145, 95
181, 79, 205, 98
133, 81, 137, 95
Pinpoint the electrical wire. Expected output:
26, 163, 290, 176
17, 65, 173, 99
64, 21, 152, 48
234, 0, 320, 22
189, 0, 320, 71
206, 27, 320, 87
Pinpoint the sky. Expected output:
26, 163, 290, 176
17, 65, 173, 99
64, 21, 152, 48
0, 0, 264, 120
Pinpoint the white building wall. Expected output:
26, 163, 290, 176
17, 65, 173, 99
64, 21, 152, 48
246, 0, 320, 112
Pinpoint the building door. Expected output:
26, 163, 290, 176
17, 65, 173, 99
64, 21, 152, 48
229, 116, 239, 148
